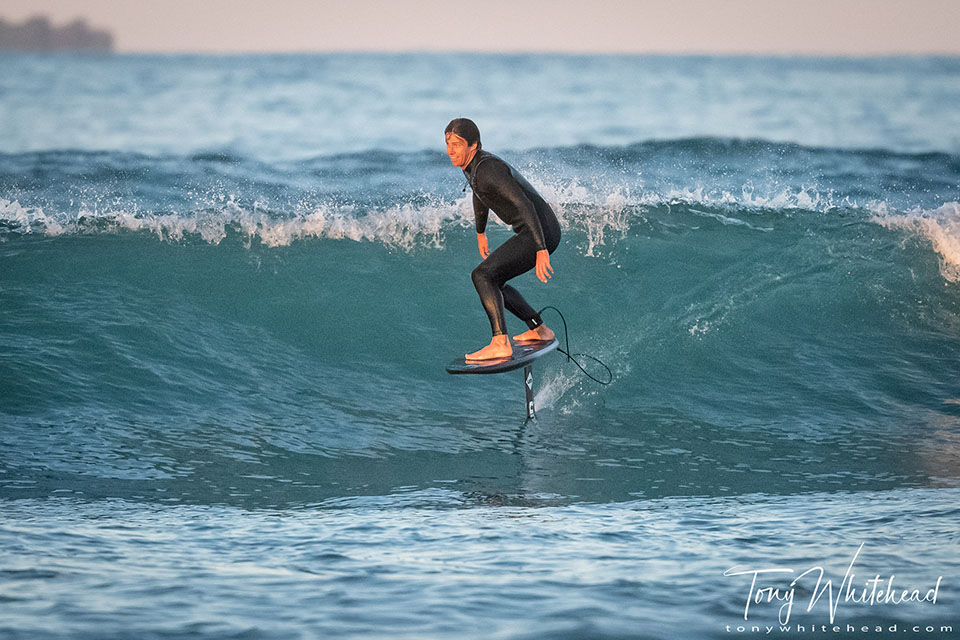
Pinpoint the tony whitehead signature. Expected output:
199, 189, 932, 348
724, 543, 943, 624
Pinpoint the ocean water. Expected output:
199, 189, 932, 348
1, 53, 959, 639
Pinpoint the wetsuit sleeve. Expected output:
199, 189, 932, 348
477, 161, 547, 251
473, 192, 489, 234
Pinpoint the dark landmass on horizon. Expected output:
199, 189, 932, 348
0, 15, 113, 52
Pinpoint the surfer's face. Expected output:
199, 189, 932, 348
445, 133, 477, 168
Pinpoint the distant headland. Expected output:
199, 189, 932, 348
0, 15, 114, 52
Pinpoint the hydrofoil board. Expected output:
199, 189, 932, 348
445, 338, 559, 375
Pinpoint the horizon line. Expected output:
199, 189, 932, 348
10, 48, 960, 59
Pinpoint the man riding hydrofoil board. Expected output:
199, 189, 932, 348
444, 118, 562, 361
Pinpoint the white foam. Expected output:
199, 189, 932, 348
534, 179, 635, 256
533, 369, 580, 412
655, 184, 853, 212
530, 177, 858, 256
688, 208, 773, 232
0, 195, 474, 251
0, 182, 878, 257
871, 201, 960, 283
0, 199, 65, 237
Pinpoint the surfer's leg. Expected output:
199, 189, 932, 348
471, 264, 509, 338
471, 233, 537, 337
502, 284, 555, 341
502, 285, 544, 330
505, 225, 561, 342
466, 237, 527, 360
471, 232, 556, 349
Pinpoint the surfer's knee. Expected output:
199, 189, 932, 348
471, 263, 492, 289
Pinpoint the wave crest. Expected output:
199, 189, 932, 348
0, 196, 472, 250
3, 184, 944, 264
872, 201, 960, 283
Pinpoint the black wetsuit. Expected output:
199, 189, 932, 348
463, 150, 562, 337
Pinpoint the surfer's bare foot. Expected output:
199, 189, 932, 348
465, 335, 512, 361
513, 325, 555, 343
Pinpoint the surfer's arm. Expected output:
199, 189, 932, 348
473, 193, 491, 258
473, 193, 489, 235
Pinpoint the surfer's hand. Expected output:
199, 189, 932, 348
478, 233, 489, 259
536, 249, 553, 283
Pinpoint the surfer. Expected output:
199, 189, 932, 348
444, 118, 562, 361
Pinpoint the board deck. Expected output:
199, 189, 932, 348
445, 338, 559, 375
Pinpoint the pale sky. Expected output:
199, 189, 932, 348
2, 0, 959, 55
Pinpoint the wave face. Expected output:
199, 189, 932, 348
2, 53, 959, 640
3, 139, 959, 501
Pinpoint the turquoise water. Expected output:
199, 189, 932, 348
1, 54, 959, 638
